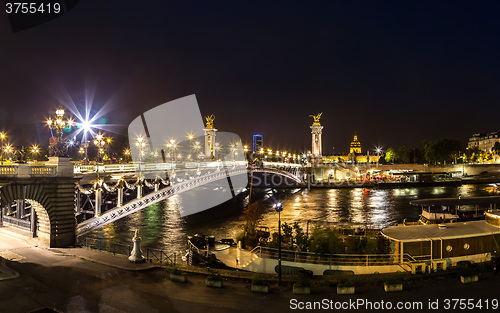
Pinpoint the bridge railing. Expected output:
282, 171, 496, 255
2, 215, 31, 230
0, 166, 17, 176
74, 161, 250, 174
0, 164, 57, 177
80, 237, 178, 265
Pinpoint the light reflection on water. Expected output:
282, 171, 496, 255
88, 184, 494, 252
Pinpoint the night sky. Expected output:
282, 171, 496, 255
1, 1, 499, 154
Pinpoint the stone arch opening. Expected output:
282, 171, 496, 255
0, 178, 77, 247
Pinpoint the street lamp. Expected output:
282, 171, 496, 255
123, 148, 131, 163
166, 139, 177, 167
4, 144, 13, 162
31, 145, 40, 163
46, 108, 74, 157
78, 147, 85, 161
93, 133, 106, 163
213, 142, 221, 160
273, 202, 283, 285
0, 132, 6, 165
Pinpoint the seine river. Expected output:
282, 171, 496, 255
87, 184, 497, 252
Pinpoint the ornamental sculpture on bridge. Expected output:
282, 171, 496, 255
205, 115, 215, 128
309, 112, 322, 126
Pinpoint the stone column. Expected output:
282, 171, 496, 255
204, 127, 217, 159
117, 187, 123, 207
95, 188, 102, 217
137, 184, 143, 199
310, 124, 323, 165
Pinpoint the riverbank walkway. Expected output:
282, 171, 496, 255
2, 227, 500, 313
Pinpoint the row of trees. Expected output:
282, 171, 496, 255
382, 138, 500, 165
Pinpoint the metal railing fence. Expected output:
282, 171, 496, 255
80, 237, 177, 265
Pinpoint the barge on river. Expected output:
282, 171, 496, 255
410, 196, 500, 224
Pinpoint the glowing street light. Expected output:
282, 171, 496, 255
31, 145, 40, 162
166, 139, 177, 165
93, 133, 107, 163
46, 107, 74, 157
4, 144, 13, 162
213, 142, 221, 160
1, 131, 6, 165
123, 148, 131, 163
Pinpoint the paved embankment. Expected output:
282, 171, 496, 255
2, 228, 500, 313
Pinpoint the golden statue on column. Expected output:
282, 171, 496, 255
309, 112, 322, 126
205, 115, 215, 128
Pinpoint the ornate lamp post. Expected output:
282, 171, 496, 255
46, 108, 74, 157
4, 144, 13, 163
123, 148, 131, 163
213, 142, 221, 160
78, 147, 85, 162
0, 131, 6, 165
166, 139, 177, 168
31, 145, 40, 163
93, 133, 106, 163
273, 202, 283, 285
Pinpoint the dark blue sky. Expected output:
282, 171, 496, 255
1, 1, 499, 154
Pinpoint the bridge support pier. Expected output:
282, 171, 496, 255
95, 188, 102, 217
117, 187, 123, 207
30, 204, 37, 238
137, 185, 143, 199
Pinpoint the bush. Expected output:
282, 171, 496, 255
295, 272, 311, 287
460, 266, 479, 277
338, 279, 355, 287
384, 277, 403, 285
251, 274, 268, 286
207, 267, 222, 281
168, 266, 185, 275
235, 232, 245, 246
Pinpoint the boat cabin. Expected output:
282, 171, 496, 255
410, 196, 500, 224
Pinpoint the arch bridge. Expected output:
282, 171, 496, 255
0, 159, 304, 247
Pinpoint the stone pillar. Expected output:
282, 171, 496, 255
129, 230, 145, 263
204, 127, 217, 159
30, 204, 37, 238
117, 187, 123, 207
310, 124, 323, 165
137, 184, 143, 199
95, 188, 102, 217
16, 199, 24, 218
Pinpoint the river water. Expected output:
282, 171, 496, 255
87, 184, 498, 252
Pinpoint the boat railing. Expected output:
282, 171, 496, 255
249, 246, 406, 266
